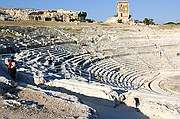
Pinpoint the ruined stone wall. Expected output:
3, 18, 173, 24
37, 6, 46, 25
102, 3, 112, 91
0, 8, 87, 22
116, 1, 129, 22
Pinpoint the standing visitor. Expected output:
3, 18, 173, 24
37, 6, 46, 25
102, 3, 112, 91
8, 56, 18, 81
47, 56, 53, 65
97, 73, 101, 82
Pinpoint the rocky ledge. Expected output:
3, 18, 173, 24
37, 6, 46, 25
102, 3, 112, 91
0, 8, 87, 22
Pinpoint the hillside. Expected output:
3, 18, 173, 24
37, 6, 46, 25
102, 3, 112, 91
0, 21, 180, 119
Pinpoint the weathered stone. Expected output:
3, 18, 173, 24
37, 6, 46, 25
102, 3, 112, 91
116, 1, 130, 22
106, 1, 130, 23
3, 99, 21, 107
0, 8, 87, 22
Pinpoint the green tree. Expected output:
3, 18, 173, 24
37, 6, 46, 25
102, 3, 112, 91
114, 14, 118, 17
134, 19, 139, 24
117, 19, 123, 23
143, 18, 155, 25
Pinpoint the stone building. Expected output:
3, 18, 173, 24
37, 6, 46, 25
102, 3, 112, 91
116, 1, 130, 22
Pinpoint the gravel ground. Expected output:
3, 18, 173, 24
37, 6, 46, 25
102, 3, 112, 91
0, 77, 96, 119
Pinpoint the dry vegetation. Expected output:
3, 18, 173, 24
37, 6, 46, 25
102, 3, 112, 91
0, 20, 179, 30
0, 30, 24, 38
0, 20, 96, 27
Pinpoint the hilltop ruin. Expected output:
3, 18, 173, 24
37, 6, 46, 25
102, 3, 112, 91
116, 1, 130, 22
0, 8, 87, 22
106, 1, 130, 23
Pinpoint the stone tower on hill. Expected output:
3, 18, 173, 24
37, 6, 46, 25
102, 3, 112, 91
116, 1, 130, 22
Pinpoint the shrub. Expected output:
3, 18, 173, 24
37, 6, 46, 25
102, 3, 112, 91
117, 19, 123, 23
114, 14, 118, 17
134, 19, 139, 24
164, 22, 177, 25
143, 18, 155, 25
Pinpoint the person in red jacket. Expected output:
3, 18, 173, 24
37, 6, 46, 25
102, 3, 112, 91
8, 56, 17, 81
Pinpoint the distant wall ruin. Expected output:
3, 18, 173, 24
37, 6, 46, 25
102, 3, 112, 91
0, 8, 87, 22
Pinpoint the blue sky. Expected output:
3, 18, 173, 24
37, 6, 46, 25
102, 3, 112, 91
0, 0, 180, 24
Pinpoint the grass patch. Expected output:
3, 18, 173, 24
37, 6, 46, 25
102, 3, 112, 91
162, 22, 180, 28
161, 24, 180, 29
0, 20, 115, 28
99, 23, 110, 26
0, 30, 24, 38
63, 27, 82, 33
0, 20, 81, 27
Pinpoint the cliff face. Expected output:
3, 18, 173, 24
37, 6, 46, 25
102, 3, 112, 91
0, 8, 87, 22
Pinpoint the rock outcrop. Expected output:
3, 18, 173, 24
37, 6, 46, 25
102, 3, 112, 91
0, 8, 87, 22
